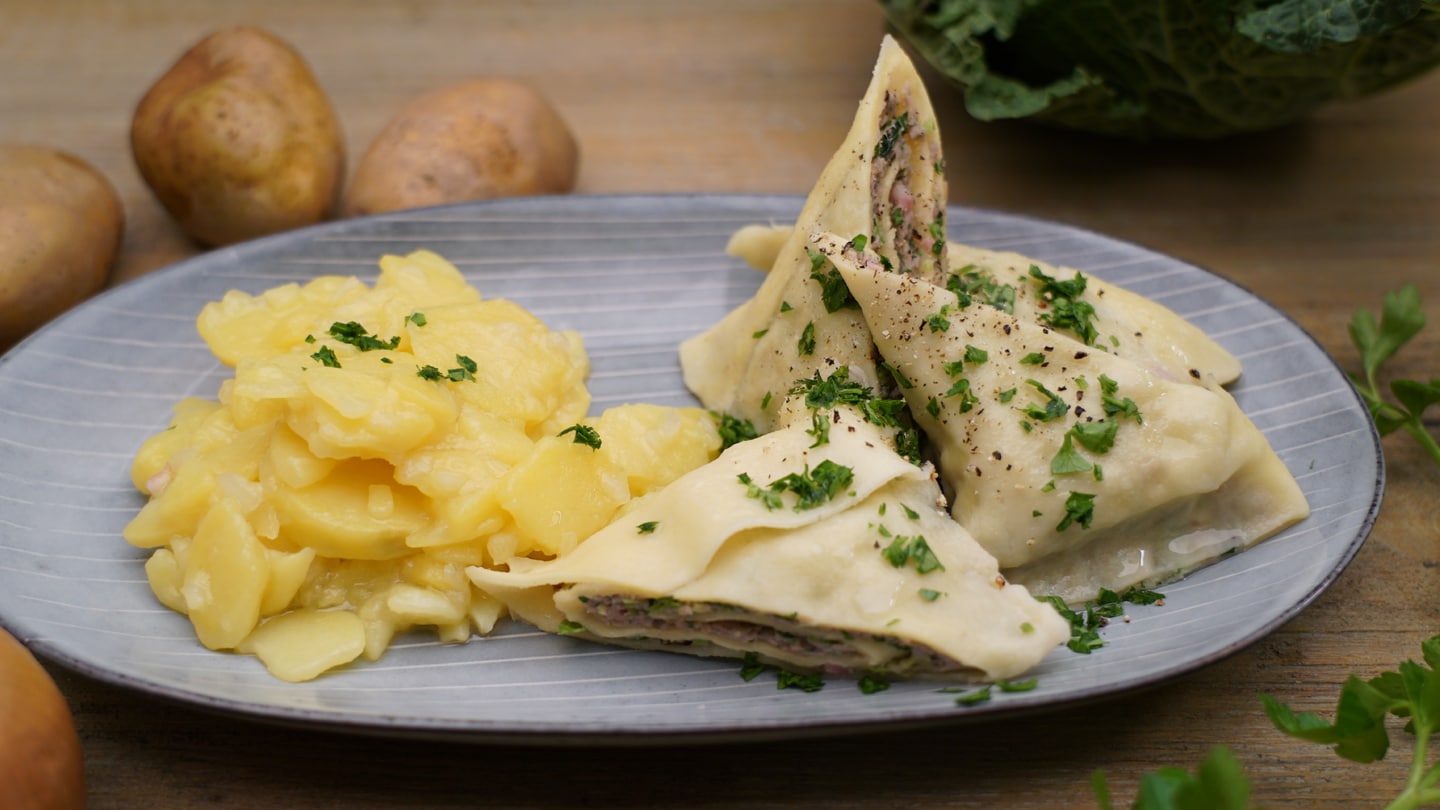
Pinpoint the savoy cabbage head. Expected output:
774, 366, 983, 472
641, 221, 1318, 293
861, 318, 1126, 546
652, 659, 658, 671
880, 0, 1440, 139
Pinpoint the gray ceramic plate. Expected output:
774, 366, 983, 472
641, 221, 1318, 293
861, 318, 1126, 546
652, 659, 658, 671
0, 195, 1381, 744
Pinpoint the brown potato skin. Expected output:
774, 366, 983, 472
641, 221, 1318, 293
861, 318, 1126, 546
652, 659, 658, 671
130, 26, 345, 247
0, 144, 123, 347
343, 79, 579, 217
0, 628, 86, 810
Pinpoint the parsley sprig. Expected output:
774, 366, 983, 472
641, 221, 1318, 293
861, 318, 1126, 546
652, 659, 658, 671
1095, 634, 1440, 809
1350, 284, 1440, 468
1093, 746, 1251, 810
1263, 633, 1440, 809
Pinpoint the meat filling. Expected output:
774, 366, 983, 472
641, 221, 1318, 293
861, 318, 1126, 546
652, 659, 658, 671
869, 89, 948, 282
568, 592, 981, 678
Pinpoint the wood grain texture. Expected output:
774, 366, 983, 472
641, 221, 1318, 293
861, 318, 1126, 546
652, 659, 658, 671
3, 1, 1440, 807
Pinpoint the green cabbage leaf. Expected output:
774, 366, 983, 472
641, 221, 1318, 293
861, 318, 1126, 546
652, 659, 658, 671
880, 0, 1440, 138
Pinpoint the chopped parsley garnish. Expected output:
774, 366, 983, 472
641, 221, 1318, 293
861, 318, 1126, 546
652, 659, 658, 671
1057, 491, 1097, 531
404, 312, 427, 327
1022, 380, 1069, 422
998, 677, 1039, 693
417, 355, 479, 383
893, 427, 922, 466
786, 368, 921, 463
890, 206, 906, 228
901, 503, 920, 520
798, 321, 816, 355
942, 360, 966, 377
310, 346, 340, 368
880, 361, 914, 390
789, 367, 907, 428
998, 387, 1017, 403
806, 410, 832, 447
739, 460, 855, 512
636, 521, 659, 535
882, 535, 945, 574
556, 620, 585, 635
1099, 374, 1143, 423
739, 653, 767, 681
964, 345, 988, 364
919, 588, 945, 602
806, 248, 859, 312
1040, 586, 1167, 655
858, 675, 890, 695
924, 311, 951, 333
705, 618, 813, 693
447, 354, 478, 382
752, 328, 769, 339
1020, 352, 1047, 365
779, 301, 793, 313
944, 377, 979, 413
713, 412, 758, 450
327, 321, 401, 352
776, 669, 825, 692
1051, 420, 1120, 476
1050, 433, 1093, 476
1029, 265, 1100, 346
558, 424, 602, 450
925, 396, 941, 418
848, 233, 869, 252
954, 686, 992, 706
946, 266, 1015, 313
1070, 419, 1119, 454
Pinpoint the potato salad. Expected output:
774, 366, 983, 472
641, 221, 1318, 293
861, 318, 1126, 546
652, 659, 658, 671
123, 250, 721, 681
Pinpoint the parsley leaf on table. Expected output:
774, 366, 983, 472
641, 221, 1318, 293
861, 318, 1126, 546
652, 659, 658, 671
1349, 284, 1440, 468
1263, 633, 1440, 809
1092, 747, 1252, 810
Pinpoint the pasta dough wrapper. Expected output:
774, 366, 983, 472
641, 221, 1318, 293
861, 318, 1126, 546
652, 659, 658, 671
822, 234, 1309, 603
468, 413, 1068, 681
680, 34, 948, 433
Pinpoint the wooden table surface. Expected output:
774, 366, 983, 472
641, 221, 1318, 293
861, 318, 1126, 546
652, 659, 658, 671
4, 1, 1439, 807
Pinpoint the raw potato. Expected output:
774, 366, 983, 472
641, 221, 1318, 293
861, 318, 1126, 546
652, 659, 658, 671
343, 79, 579, 217
0, 628, 86, 810
0, 144, 122, 347
130, 26, 345, 247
